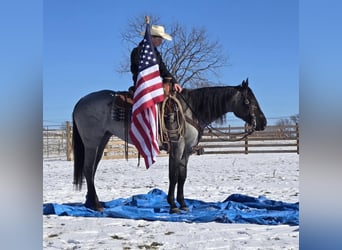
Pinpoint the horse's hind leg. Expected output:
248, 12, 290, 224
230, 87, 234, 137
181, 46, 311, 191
83, 146, 103, 211
84, 134, 112, 211
94, 132, 112, 173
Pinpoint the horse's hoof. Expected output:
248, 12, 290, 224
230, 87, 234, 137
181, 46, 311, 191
95, 206, 104, 212
180, 206, 189, 212
170, 207, 181, 214
85, 202, 103, 212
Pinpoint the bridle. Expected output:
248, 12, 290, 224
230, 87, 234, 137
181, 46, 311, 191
242, 86, 257, 131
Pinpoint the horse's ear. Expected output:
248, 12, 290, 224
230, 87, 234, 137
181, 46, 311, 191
241, 78, 249, 88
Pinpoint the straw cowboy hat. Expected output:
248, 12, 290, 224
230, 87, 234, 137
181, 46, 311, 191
141, 25, 172, 41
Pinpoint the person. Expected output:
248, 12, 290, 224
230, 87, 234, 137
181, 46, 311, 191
130, 24, 182, 94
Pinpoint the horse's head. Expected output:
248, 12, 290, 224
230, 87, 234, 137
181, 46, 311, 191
234, 79, 267, 131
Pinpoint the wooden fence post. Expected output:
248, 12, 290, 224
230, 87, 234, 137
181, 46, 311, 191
228, 125, 231, 139
244, 123, 248, 154
66, 121, 73, 161
296, 122, 299, 154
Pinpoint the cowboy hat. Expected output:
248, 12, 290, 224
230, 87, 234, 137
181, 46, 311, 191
141, 25, 172, 41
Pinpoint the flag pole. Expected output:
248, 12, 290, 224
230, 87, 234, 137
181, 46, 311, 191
145, 15, 150, 24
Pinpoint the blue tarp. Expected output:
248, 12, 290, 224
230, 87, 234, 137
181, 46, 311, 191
43, 188, 299, 225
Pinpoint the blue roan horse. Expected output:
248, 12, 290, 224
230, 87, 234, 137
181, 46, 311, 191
72, 79, 267, 213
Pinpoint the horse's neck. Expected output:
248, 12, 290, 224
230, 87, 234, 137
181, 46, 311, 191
216, 87, 240, 113
201, 87, 239, 118
179, 87, 240, 126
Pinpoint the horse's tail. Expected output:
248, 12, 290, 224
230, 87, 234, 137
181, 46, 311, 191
72, 114, 84, 191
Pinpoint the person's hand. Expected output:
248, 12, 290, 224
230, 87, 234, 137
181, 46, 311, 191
173, 83, 183, 92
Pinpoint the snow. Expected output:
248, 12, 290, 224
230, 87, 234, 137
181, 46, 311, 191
43, 153, 299, 249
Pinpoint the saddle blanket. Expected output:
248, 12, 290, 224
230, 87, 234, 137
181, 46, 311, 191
43, 188, 298, 225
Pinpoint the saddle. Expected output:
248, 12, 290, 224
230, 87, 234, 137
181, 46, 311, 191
114, 91, 133, 110
112, 91, 133, 122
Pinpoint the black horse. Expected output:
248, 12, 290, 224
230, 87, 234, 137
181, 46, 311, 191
72, 79, 267, 212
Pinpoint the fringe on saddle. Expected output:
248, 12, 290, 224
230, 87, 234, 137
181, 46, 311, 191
112, 91, 133, 160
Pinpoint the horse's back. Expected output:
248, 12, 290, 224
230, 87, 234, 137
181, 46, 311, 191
74, 90, 116, 108
74, 90, 117, 117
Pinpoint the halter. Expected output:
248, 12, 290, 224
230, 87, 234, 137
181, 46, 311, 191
242, 87, 257, 131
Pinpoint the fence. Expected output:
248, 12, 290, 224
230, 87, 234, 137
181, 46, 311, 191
42, 122, 299, 160
198, 124, 299, 155
43, 125, 69, 159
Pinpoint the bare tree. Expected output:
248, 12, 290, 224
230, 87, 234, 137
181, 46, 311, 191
275, 114, 299, 138
117, 15, 228, 88
290, 114, 299, 124
276, 114, 299, 126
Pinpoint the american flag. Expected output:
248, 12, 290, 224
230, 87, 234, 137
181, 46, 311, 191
129, 23, 165, 168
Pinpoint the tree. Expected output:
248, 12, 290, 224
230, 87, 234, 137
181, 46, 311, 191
275, 114, 299, 138
276, 114, 299, 126
290, 114, 299, 124
117, 15, 229, 88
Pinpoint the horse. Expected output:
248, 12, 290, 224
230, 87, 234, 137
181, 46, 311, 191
72, 78, 267, 213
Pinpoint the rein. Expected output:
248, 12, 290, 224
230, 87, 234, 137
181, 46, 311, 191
206, 124, 254, 142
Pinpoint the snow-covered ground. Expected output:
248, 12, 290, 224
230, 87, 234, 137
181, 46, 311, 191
43, 153, 299, 249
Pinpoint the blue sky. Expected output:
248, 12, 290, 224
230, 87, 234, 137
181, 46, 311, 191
43, 0, 298, 126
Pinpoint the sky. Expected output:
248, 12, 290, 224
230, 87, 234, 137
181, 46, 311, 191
43, 0, 298, 126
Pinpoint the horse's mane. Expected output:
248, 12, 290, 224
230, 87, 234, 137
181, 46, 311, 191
179, 86, 238, 124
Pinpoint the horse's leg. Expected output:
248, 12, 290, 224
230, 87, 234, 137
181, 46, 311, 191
85, 132, 112, 211
167, 140, 187, 213
167, 152, 179, 213
176, 151, 190, 211
93, 132, 112, 174
83, 146, 103, 211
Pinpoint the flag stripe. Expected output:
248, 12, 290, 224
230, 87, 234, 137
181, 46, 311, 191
132, 88, 164, 117
129, 106, 160, 167
136, 65, 162, 88
132, 66, 164, 115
